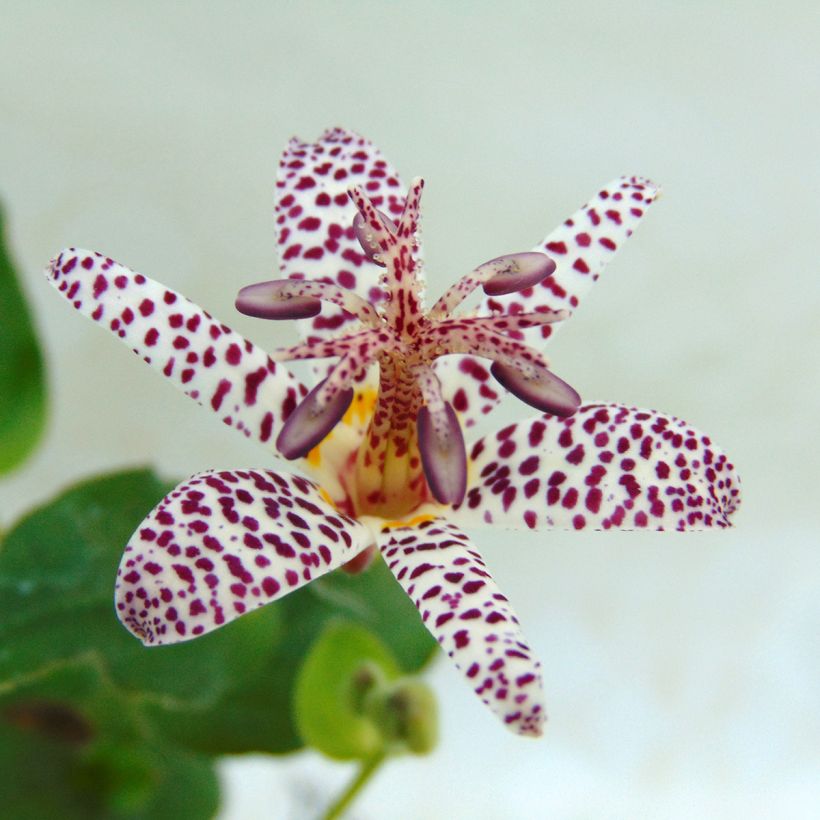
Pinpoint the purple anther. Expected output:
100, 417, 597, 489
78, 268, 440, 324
480, 252, 556, 296
490, 361, 581, 417
417, 402, 467, 505
276, 378, 354, 460
236, 281, 322, 320
353, 211, 397, 266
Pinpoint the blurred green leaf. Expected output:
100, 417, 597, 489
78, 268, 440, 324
0, 467, 437, 764
0, 721, 97, 819
81, 742, 220, 820
0, 726, 219, 820
294, 621, 399, 760
0, 662, 219, 820
312, 560, 437, 673
0, 202, 47, 475
0, 470, 277, 707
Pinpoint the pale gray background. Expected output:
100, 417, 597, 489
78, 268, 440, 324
1, 1, 819, 818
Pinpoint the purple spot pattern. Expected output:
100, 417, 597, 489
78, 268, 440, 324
116, 469, 370, 645
379, 519, 545, 737
451, 404, 740, 531
46, 250, 307, 445
436, 176, 659, 428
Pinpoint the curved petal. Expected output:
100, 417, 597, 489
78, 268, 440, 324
437, 176, 659, 425
46, 249, 306, 450
116, 469, 373, 645
378, 519, 546, 736
275, 128, 412, 347
448, 404, 740, 531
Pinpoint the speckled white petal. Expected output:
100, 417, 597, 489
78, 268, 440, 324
46, 249, 306, 449
116, 469, 373, 645
378, 519, 546, 736
436, 176, 659, 426
485, 175, 660, 340
275, 128, 413, 348
434, 355, 503, 431
449, 404, 741, 532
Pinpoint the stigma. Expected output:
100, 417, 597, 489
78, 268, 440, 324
236, 179, 581, 517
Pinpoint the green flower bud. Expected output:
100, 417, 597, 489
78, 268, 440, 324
363, 678, 438, 755
348, 661, 386, 715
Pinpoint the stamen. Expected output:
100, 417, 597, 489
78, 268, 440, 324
480, 252, 556, 296
421, 323, 552, 378
270, 328, 393, 363
431, 311, 567, 339
236, 279, 381, 326
430, 252, 555, 318
417, 402, 467, 506
314, 351, 368, 408
490, 360, 581, 417
413, 363, 444, 406
276, 376, 355, 460
236, 281, 320, 319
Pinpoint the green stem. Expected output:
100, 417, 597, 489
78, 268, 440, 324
322, 753, 387, 820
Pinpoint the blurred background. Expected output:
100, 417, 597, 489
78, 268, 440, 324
1, 1, 818, 817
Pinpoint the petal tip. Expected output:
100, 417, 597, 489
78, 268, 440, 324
45, 247, 82, 283
505, 703, 547, 738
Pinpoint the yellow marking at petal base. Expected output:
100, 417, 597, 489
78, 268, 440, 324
305, 388, 377, 469
319, 487, 337, 509
380, 513, 436, 530
342, 388, 378, 428
305, 441, 323, 467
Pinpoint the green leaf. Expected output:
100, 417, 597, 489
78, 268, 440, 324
0, 201, 47, 475
0, 470, 171, 608
294, 621, 400, 760
312, 559, 437, 673
0, 661, 219, 820
0, 721, 98, 819
0, 469, 278, 707
0, 726, 219, 820
80, 743, 220, 820
0, 467, 437, 762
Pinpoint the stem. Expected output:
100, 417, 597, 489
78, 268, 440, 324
322, 753, 387, 820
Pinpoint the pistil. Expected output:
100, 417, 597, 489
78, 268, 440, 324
354, 352, 427, 518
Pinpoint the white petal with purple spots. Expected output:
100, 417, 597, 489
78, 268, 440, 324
449, 404, 740, 532
46, 249, 307, 449
378, 519, 545, 736
116, 469, 373, 645
275, 128, 412, 351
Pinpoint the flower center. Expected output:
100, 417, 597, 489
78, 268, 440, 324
236, 179, 581, 518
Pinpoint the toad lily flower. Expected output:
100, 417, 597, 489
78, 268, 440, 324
46, 128, 739, 737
